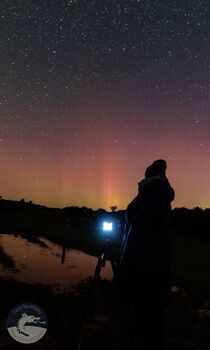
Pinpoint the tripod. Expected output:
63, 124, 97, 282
94, 234, 116, 279
77, 234, 116, 350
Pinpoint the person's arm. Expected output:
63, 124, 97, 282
167, 183, 175, 203
126, 195, 139, 226
116, 195, 139, 269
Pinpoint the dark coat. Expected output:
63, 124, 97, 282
117, 175, 175, 307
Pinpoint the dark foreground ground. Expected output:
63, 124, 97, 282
0, 201, 210, 349
0, 267, 210, 350
0, 232, 210, 350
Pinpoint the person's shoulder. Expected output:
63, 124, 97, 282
126, 195, 139, 209
149, 175, 174, 193
155, 177, 175, 199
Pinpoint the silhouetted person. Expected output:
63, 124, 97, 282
117, 159, 175, 349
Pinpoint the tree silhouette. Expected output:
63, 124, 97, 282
110, 205, 118, 212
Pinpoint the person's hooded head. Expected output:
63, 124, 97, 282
144, 159, 167, 178
151, 159, 167, 176
138, 159, 167, 193
145, 164, 155, 178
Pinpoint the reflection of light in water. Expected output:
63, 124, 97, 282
0, 235, 113, 293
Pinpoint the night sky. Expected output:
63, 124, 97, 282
1, 0, 210, 210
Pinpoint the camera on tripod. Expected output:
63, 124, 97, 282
102, 221, 113, 233
77, 218, 117, 350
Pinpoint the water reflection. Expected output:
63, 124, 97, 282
0, 234, 112, 293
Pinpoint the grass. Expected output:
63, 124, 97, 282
164, 231, 210, 350
171, 230, 210, 291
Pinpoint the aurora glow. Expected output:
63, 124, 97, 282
0, 1, 210, 210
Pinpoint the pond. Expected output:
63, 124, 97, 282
0, 234, 113, 293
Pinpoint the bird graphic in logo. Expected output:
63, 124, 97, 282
16, 313, 46, 337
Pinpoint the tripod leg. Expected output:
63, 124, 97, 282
77, 277, 96, 350
77, 253, 104, 350
94, 252, 104, 278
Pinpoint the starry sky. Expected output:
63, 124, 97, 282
0, 0, 210, 210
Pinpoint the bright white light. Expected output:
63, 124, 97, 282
103, 222, 113, 232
